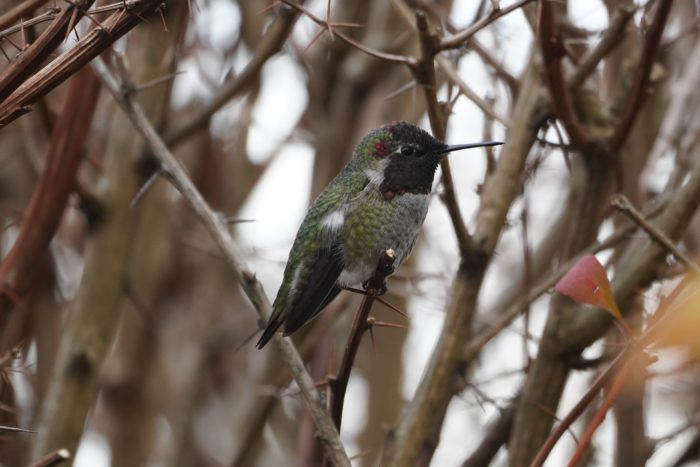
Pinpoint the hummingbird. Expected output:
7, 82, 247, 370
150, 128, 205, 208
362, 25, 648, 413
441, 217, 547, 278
256, 121, 502, 348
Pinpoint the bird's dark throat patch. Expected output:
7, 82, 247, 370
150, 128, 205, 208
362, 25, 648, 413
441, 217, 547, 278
380, 153, 439, 197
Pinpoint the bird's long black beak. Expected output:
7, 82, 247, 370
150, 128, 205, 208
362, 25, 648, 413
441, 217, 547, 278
442, 141, 504, 154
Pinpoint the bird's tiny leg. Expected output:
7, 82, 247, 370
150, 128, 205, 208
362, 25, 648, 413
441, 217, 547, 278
362, 274, 392, 296
364, 280, 387, 296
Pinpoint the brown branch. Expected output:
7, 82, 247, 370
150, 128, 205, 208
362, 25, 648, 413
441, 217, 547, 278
30, 448, 71, 467
0, 8, 59, 38
0, 424, 35, 433
383, 55, 544, 467
164, 3, 300, 146
607, 0, 674, 152
439, 0, 536, 51
647, 35, 700, 165
529, 350, 628, 467
461, 208, 644, 364
329, 249, 396, 429
278, 0, 415, 66
0, 0, 95, 103
0, 0, 150, 37
567, 6, 635, 90
0, 0, 53, 31
532, 282, 687, 467
0, 67, 100, 315
537, 0, 593, 150
91, 56, 352, 467
436, 55, 509, 125
0, 0, 166, 127
411, 10, 475, 259
611, 195, 700, 274
461, 397, 517, 467
465, 37, 520, 95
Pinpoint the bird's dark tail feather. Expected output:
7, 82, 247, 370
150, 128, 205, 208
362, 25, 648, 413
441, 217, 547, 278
256, 317, 284, 349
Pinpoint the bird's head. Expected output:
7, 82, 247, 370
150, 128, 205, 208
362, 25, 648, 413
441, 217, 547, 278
352, 121, 502, 196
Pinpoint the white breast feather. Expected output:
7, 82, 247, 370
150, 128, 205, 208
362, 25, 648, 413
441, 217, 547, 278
321, 210, 345, 233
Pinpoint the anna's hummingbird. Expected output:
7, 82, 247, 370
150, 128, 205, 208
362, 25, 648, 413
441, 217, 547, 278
256, 121, 502, 348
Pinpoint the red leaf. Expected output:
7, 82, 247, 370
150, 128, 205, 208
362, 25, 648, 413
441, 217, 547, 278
555, 255, 623, 323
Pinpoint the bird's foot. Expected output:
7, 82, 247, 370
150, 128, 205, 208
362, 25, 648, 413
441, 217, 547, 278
362, 278, 388, 296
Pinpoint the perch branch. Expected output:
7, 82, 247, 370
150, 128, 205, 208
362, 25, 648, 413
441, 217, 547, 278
330, 249, 397, 429
30, 449, 71, 467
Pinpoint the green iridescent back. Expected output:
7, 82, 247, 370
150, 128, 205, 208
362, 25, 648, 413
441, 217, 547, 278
270, 126, 395, 316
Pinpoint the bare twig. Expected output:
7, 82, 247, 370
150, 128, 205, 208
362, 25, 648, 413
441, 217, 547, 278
0, 0, 53, 31
279, 0, 415, 66
529, 153, 700, 466
531, 288, 687, 467
0, 0, 156, 37
565, 361, 631, 467
529, 350, 629, 467
91, 56, 351, 467
383, 55, 544, 467
439, 0, 536, 51
30, 449, 71, 467
0, 0, 95, 103
0, 0, 166, 126
607, 0, 674, 152
0, 67, 99, 315
164, 3, 300, 146
329, 249, 396, 429
436, 55, 509, 125
411, 10, 475, 259
537, 0, 594, 150
462, 209, 648, 364
611, 195, 700, 274
461, 397, 518, 467
568, 6, 635, 89
646, 35, 700, 164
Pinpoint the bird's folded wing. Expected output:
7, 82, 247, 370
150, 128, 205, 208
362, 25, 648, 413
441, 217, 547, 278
282, 243, 343, 335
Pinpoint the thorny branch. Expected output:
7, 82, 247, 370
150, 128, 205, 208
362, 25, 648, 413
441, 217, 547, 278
329, 249, 397, 430
0, 0, 53, 32
90, 55, 352, 467
29, 448, 71, 467
0, 0, 168, 126
439, 0, 536, 51
0, 0, 96, 103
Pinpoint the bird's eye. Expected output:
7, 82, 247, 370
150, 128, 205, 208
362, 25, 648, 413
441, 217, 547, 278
401, 146, 416, 156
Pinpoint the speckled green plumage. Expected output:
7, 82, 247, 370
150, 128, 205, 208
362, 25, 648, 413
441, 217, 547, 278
271, 127, 394, 317
271, 168, 365, 310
